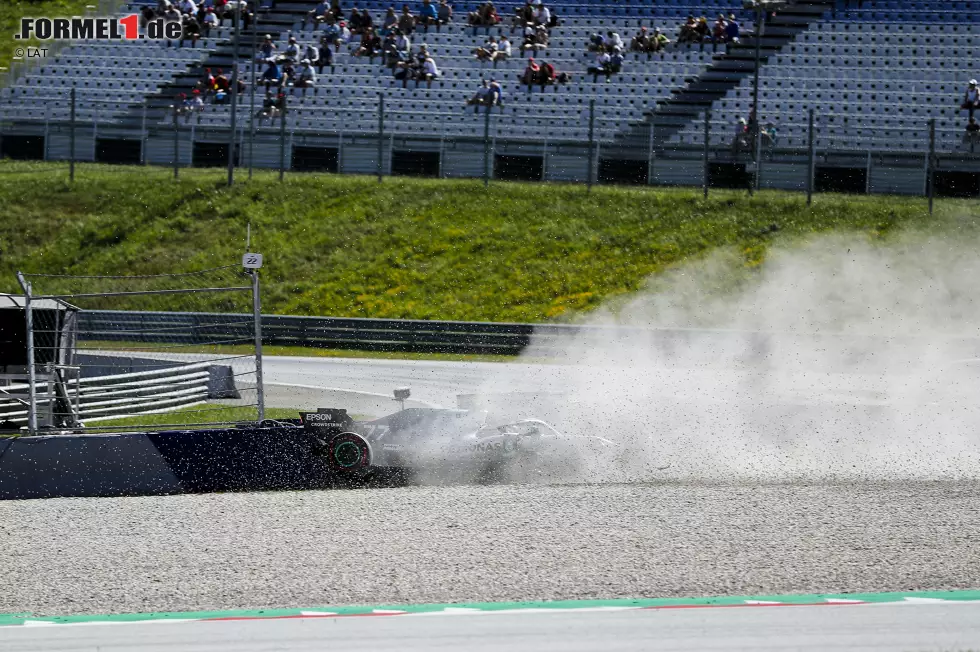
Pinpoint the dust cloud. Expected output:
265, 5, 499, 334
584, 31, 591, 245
516, 234, 980, 481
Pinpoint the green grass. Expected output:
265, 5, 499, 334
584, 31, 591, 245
0, 0, 94, 74
2, 160, 977, 322
90, 403, 301, 429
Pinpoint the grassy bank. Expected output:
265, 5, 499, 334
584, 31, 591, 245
91, 404, 301, 429
1, 160, 974, 322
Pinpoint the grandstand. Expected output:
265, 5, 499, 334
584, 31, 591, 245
1, 0, 978, 194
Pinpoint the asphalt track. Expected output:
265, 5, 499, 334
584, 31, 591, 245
4, 603, 980, 651
260, 355, 929, 410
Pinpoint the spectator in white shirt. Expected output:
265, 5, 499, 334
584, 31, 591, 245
179, 0, 198, 15
202, 8, 218, 33
294, 59, 317, 89
587, 50, 610, 82
493, 35, 511, 63
420, 56, 440, 87
962, 79, 980, 120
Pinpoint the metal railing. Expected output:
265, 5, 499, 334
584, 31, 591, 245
0, 361, 219, 426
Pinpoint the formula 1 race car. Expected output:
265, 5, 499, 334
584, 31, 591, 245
296, 403, 619, 484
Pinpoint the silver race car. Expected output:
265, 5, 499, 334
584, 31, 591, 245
299, 403, 618, 484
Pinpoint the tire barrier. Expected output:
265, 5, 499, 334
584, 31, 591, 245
0, 426, 332, 500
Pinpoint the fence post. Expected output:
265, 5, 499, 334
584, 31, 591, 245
248, 11, 258, 180
702, 110, 710, 199
647, 120, 655, 186
927, 117, 936, 215
15, 273, 37, 435
69, 86, 76, 182
140, 104, 148, 165
377, 93, 385, 182
227, 0, 242, 186
251, 269, 264, 422
587, 99, 595, 192
172, 104, 180, 179
483, 104, 491, 188
279, 91, 287, 182
807, 108, 815, 206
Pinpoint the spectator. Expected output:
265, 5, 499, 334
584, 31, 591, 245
163, 3, 182, 22
315, 39, 334, 72
323, 19, 341, 43
358, 8, 373, 33
520, 24, 548, 51
352, 28, 382, 57
538, 59, 556, 88
201, 7, 218, 34
419, 55, 440, 87
606, 31, 624, 52
712, 15, 727, 43
294, 59, 317, 89
965, 117, 980, 148
511, 0, 534, 31
519, 57, 539, 86
732, 117, 750, 154
534, 2, 551, 28
962, 79, 980, 120
280, 59, 296, 85
256, 34, 276, 60
394, 29, 412, 59
493, 35, 511, 63
694, 16, 710, 42
651, 27, 669, 52
488, 78, 503, 106
303, 41, 320, 65
725, 14, 739, 43
468, 2, 499, 27
307, 0, 331, 26
436, 0, 452, 29
140, 5, 156, 27
381, 6, 398, 34
677, 15, 697, 43
349, 5, 364, 33
284, 35, 301, 61
474, 36, 497, 61
587, 48, 620, 82
586, 32, 604, 52
630, 27, 650, 53
261, 58, 283, 88
419, 0, 438, 29
466, 79, 492, 112
179, 0, 198, 15
187, 88, 205, 117
761, 121, 777, 151
257, 89, 282, 123
398, 4, 417, 34
213, 67, 229, 91
336, 20, 352, 45
179, 14, 201, 47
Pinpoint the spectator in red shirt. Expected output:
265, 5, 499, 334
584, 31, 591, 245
519, 57, 539, 87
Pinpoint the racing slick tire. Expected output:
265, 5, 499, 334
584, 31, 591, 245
327, 432, 372, 474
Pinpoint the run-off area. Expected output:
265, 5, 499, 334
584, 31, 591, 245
1, 482, 978, 617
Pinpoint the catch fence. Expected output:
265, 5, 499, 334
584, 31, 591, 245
3, 87, 980, 204
2, 265, 265, 434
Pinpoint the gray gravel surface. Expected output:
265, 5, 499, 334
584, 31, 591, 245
2, 483, 979, 616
